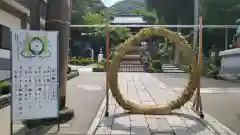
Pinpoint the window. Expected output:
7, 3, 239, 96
0, 25, 11, 50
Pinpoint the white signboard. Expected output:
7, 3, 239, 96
11, 30, 59, 121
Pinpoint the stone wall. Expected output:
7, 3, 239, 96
219, 48, 240, 75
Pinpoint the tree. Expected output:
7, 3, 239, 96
144, 0, 240, 54
131, 7, 162, 24
71, 11, 132, 57
83, 12, 132, 47
71, 0, 106, 24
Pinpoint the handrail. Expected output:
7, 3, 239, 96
71, 24, 238, 29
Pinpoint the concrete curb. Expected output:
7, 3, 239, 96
86, 98, 106, 135
149, 73, 238, 135
186, 104, 238, 135
67, 71, 79, 81
217, 74, 240, 83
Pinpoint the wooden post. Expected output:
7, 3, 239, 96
45, 0, 71, 109
29, 0, 40, 30
22, 0, 74, 128
21, 13, 28, 29
105, 24, 110, 117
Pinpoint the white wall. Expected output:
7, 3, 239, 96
0, 9, 21, 29
0, 49, 10, 59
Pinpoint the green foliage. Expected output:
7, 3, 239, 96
206, 63, 220, 78
110, 27, 132, 46
151, 60, 162, 71
206, 57, 221, 78
144, 0, 240, 54
69, 57, 95, 65
83, 12, 132, 47
0, 81, 11, 95
0, 82, 10, 87
146, 68, 156, 73
83, 12, 107, 25
202, 0, 240, 25
71, 0, 106, 24
96, 59, 105, 68
96, 59, 111, 68
131, 7, 159, 24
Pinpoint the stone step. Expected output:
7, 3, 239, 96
127, 47, 146, 54
163, 70, 186, 73
122, 55, 141, 61
121, 61, 141, 65
162, 67, 179, 70
161, 64, 186, 73
119, 65, 144, 72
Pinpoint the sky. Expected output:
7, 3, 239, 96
101, 0, 123, 7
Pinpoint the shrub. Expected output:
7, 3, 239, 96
151, 60, 162, 70
146, 68, 156, 73
96, 59, 111, 68
0, 82, 11, 95
69, 57, 95, 65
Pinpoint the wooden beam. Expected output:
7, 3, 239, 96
0, 1, 45, 29
0, 1, 23, 19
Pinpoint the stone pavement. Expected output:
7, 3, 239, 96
88, 73, 238, 135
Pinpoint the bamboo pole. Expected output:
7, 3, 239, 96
192, 16, 204, 118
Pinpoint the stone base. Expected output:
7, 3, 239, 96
217, 74, 240, 83
22, 107, 74, 129
92, 68, 105, 72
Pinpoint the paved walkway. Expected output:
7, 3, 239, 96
88, 73, 237, 135
69, 64, 95, 72
0, 73, 106, 135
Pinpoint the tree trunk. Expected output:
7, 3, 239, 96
45, 0, 71, 109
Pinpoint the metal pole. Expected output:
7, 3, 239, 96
193, 0, 199, 51
105, 24, 110, 117
225, 28, 229, 50
71, 24, 237, 28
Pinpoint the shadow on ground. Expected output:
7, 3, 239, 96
100, 112, 221, 135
